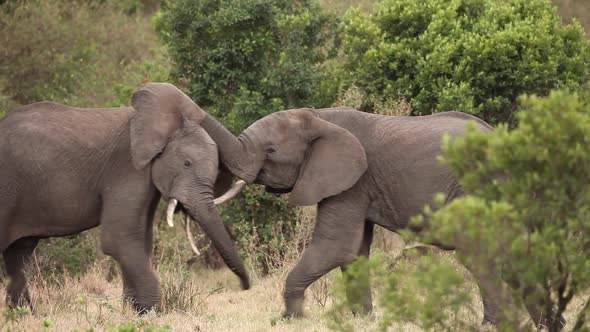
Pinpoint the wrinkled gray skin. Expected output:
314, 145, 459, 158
0, 91, 249, 313
132, 83, 563, 329
204, 111, 563, 328
200, 106, 506, 321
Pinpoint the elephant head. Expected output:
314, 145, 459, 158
132, 82, 367, 207
130, 85, 249, 290
212, 108, 368, 206
198, 105, 368, 206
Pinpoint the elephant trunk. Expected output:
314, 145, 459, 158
183, 179, 247, 255
182, 195, 250, 290
200, 114, 258, 183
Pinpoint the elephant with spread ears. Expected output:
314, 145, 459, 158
0, 87, 249, 313
131, 83, 565, 329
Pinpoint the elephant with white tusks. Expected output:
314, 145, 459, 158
126, 83, 565, 329
0, 86, 249, 313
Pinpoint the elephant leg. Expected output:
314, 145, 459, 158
283, 192, 368, 318
459, 254, 520, 327
340, 221, 374, 315
100, 193, 161, 314
505, 279, 566, 330
462, 255, 565, 329
3, 237, 39, 309
103, 230, 160, 313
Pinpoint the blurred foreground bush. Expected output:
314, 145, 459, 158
334, 88, 590, 331
424, 87, 590, 330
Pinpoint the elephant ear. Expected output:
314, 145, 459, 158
129, 83, 204, 170
289, 116, 368, 206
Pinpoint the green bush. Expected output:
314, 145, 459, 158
362, 87, 590, 330
329, 254, 476, 332
34, 232, 98, 279
220, 186, 297, 275
157, 0, 338, 129
158, 0, 338, 273
339, 0, 590, 124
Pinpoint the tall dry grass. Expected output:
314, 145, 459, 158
3, 206, 589, 331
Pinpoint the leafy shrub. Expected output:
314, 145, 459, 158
362, 87, 590, 330
157, 0, 338, 126
220, 186, 298, 275
158, 0, 338, 274
34, 232, 98, 279
339, 0, 590, 124
330, 87, 590, 331
329, 254, 477, 332
0, 0, 169, 108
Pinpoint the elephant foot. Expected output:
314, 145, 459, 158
6, 284, 32, 311
481, 317, 496, 327
132, 301, 159, 315
282, 296, 305, 319
349, 294, 372, 316
481, 310, 497, 326
537, 312, 566, 331
123, 294, 159, 314
351, 304, 372, 316
281, 311, 305, 319
135, 305, 156, 315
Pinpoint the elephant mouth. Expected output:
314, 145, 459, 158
175, 202, 188, 214
165, 197, 188, 227
265, 186, 293, 194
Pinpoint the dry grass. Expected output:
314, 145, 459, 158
2, 234, 589, 331
0, 258, 379, 331
0, 209, 476, 332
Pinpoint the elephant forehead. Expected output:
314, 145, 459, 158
199, 156, 219, 174
250, 113, 305, 141
181, 140, 218, 157
198, 130, 217, 146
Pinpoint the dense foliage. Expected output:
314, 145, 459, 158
339, 0, 590, 124
157, 0, 338, 131
435, 88, 590, 330
157, 0, 338, 273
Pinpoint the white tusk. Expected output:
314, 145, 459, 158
166, 198, 178, 227
185, 214, 201, 256
213, 179, 247, 205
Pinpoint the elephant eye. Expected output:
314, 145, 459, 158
184, 160, 191, 167
265, 146, 276, 155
